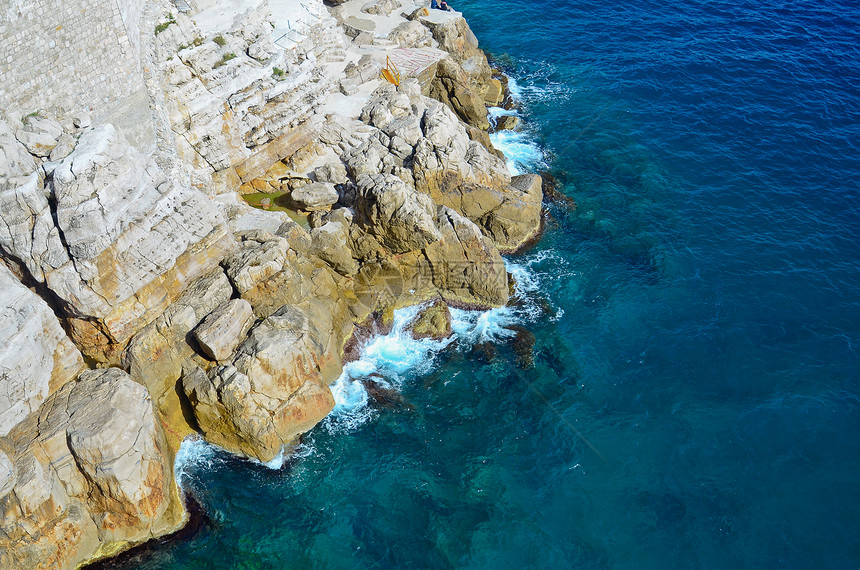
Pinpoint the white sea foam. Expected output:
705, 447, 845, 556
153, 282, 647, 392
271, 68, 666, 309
506, 75, 524, 102
328, 262, 548, 431
174, 436, 221, 488
490, 129, 545, 175
488, 106, 520, 120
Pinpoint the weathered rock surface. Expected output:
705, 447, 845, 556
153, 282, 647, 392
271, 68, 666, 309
354, 173, 442, 253
182, 305, 336, 462
310, 219, 359, 276
423, 206, 510, 306
313, 161, 349, 185
15, 116, 64, 157
0, 120, 37, 186
339, 81, 540, 253
158, 5, 336, 192
123, 270, 233, 398
388, 20, 434, 49
429, 56, 490, 130
361, 0, 399, 16
481, 173, 544, 253
0, 2, 547, 566
418, 11, 493, 88
291, 181, 339, 211
406, 298, 453, 340
194, 298, 256, 361
0, 265, 83, 437
0, 122, 234, 362
0, 368, 182, 570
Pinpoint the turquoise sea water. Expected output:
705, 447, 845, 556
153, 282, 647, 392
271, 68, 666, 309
110, 0, 860, 567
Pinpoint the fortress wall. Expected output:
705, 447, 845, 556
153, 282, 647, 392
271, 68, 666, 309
0, 0, 145, 116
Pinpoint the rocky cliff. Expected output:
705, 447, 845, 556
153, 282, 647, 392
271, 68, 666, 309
0, 0, 541, 566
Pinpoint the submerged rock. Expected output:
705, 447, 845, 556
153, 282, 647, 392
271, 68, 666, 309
505, 324, 536, 369
359, 374, 415, 411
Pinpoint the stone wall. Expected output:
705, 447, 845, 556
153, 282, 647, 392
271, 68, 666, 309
0, 0, 145, 117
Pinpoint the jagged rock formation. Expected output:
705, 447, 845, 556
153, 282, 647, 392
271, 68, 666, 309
0, 122, 233, 364
0, 266, 84, 437
0, 0, 544, 566
337, 80, 542, 253
0, 368, 182, 570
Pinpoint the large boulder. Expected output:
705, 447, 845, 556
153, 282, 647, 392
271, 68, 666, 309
0, 265, 84, 437
193, 298, 256, 361
0, 369, 183, 570
354, 173, 442, 253
429, 56, 490, 130
14, 116, 64, 157
310, 219, 359, 276
388, 20, 434, 49
480, 173, 544, 253
0, 120, 38, 184
422, 206, 509, 307
418, 11, 493, 88
182, 306, 336, 462
290, 182, 339, 211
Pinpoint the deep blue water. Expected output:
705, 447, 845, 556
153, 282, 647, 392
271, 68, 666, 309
118, 0, 860, 567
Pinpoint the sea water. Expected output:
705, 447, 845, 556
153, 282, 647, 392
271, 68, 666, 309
111, 0, 860, 567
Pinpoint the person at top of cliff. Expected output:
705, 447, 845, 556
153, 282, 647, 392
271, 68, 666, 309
431, 0, 439, 8
440, 0, 452, 10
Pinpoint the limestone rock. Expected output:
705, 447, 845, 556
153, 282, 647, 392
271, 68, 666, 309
48, 133, 76, 162
343, 82, 538, 255
194, 298, 256, 361
14, 130, 58, 157
483, 77, 504, 106
313, 161, 348, 185
0, 265, 84, 437
15, 116, 64, 157
481, 173, 544, 253
354, 173, 442, 253
361, 0, 399, 16
310, 220, 359, 276
124, 270, 233, 390
222, 228, 354, 339
429, 57, 490, 130
0, 120, 37, 186
0, 451, 13, 500
406, 298, 453, 340
0, 124, 235, 362
423, 206, 509, 307
290, 182, 339, 211
72, 113, 91, 129
343, 16, 376, 38
418, 11, 492, 85
389, 20, 434, 48
183, 306, 336, 462
0, 368, 182, 570
344, 54, 383, 84
495, 114, 520, 131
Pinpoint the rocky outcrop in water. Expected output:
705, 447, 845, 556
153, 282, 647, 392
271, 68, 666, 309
0, 0, 542, 566
0, 368, 182, 570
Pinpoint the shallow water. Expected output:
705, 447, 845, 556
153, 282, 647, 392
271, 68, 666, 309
115, 0, 860, 567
